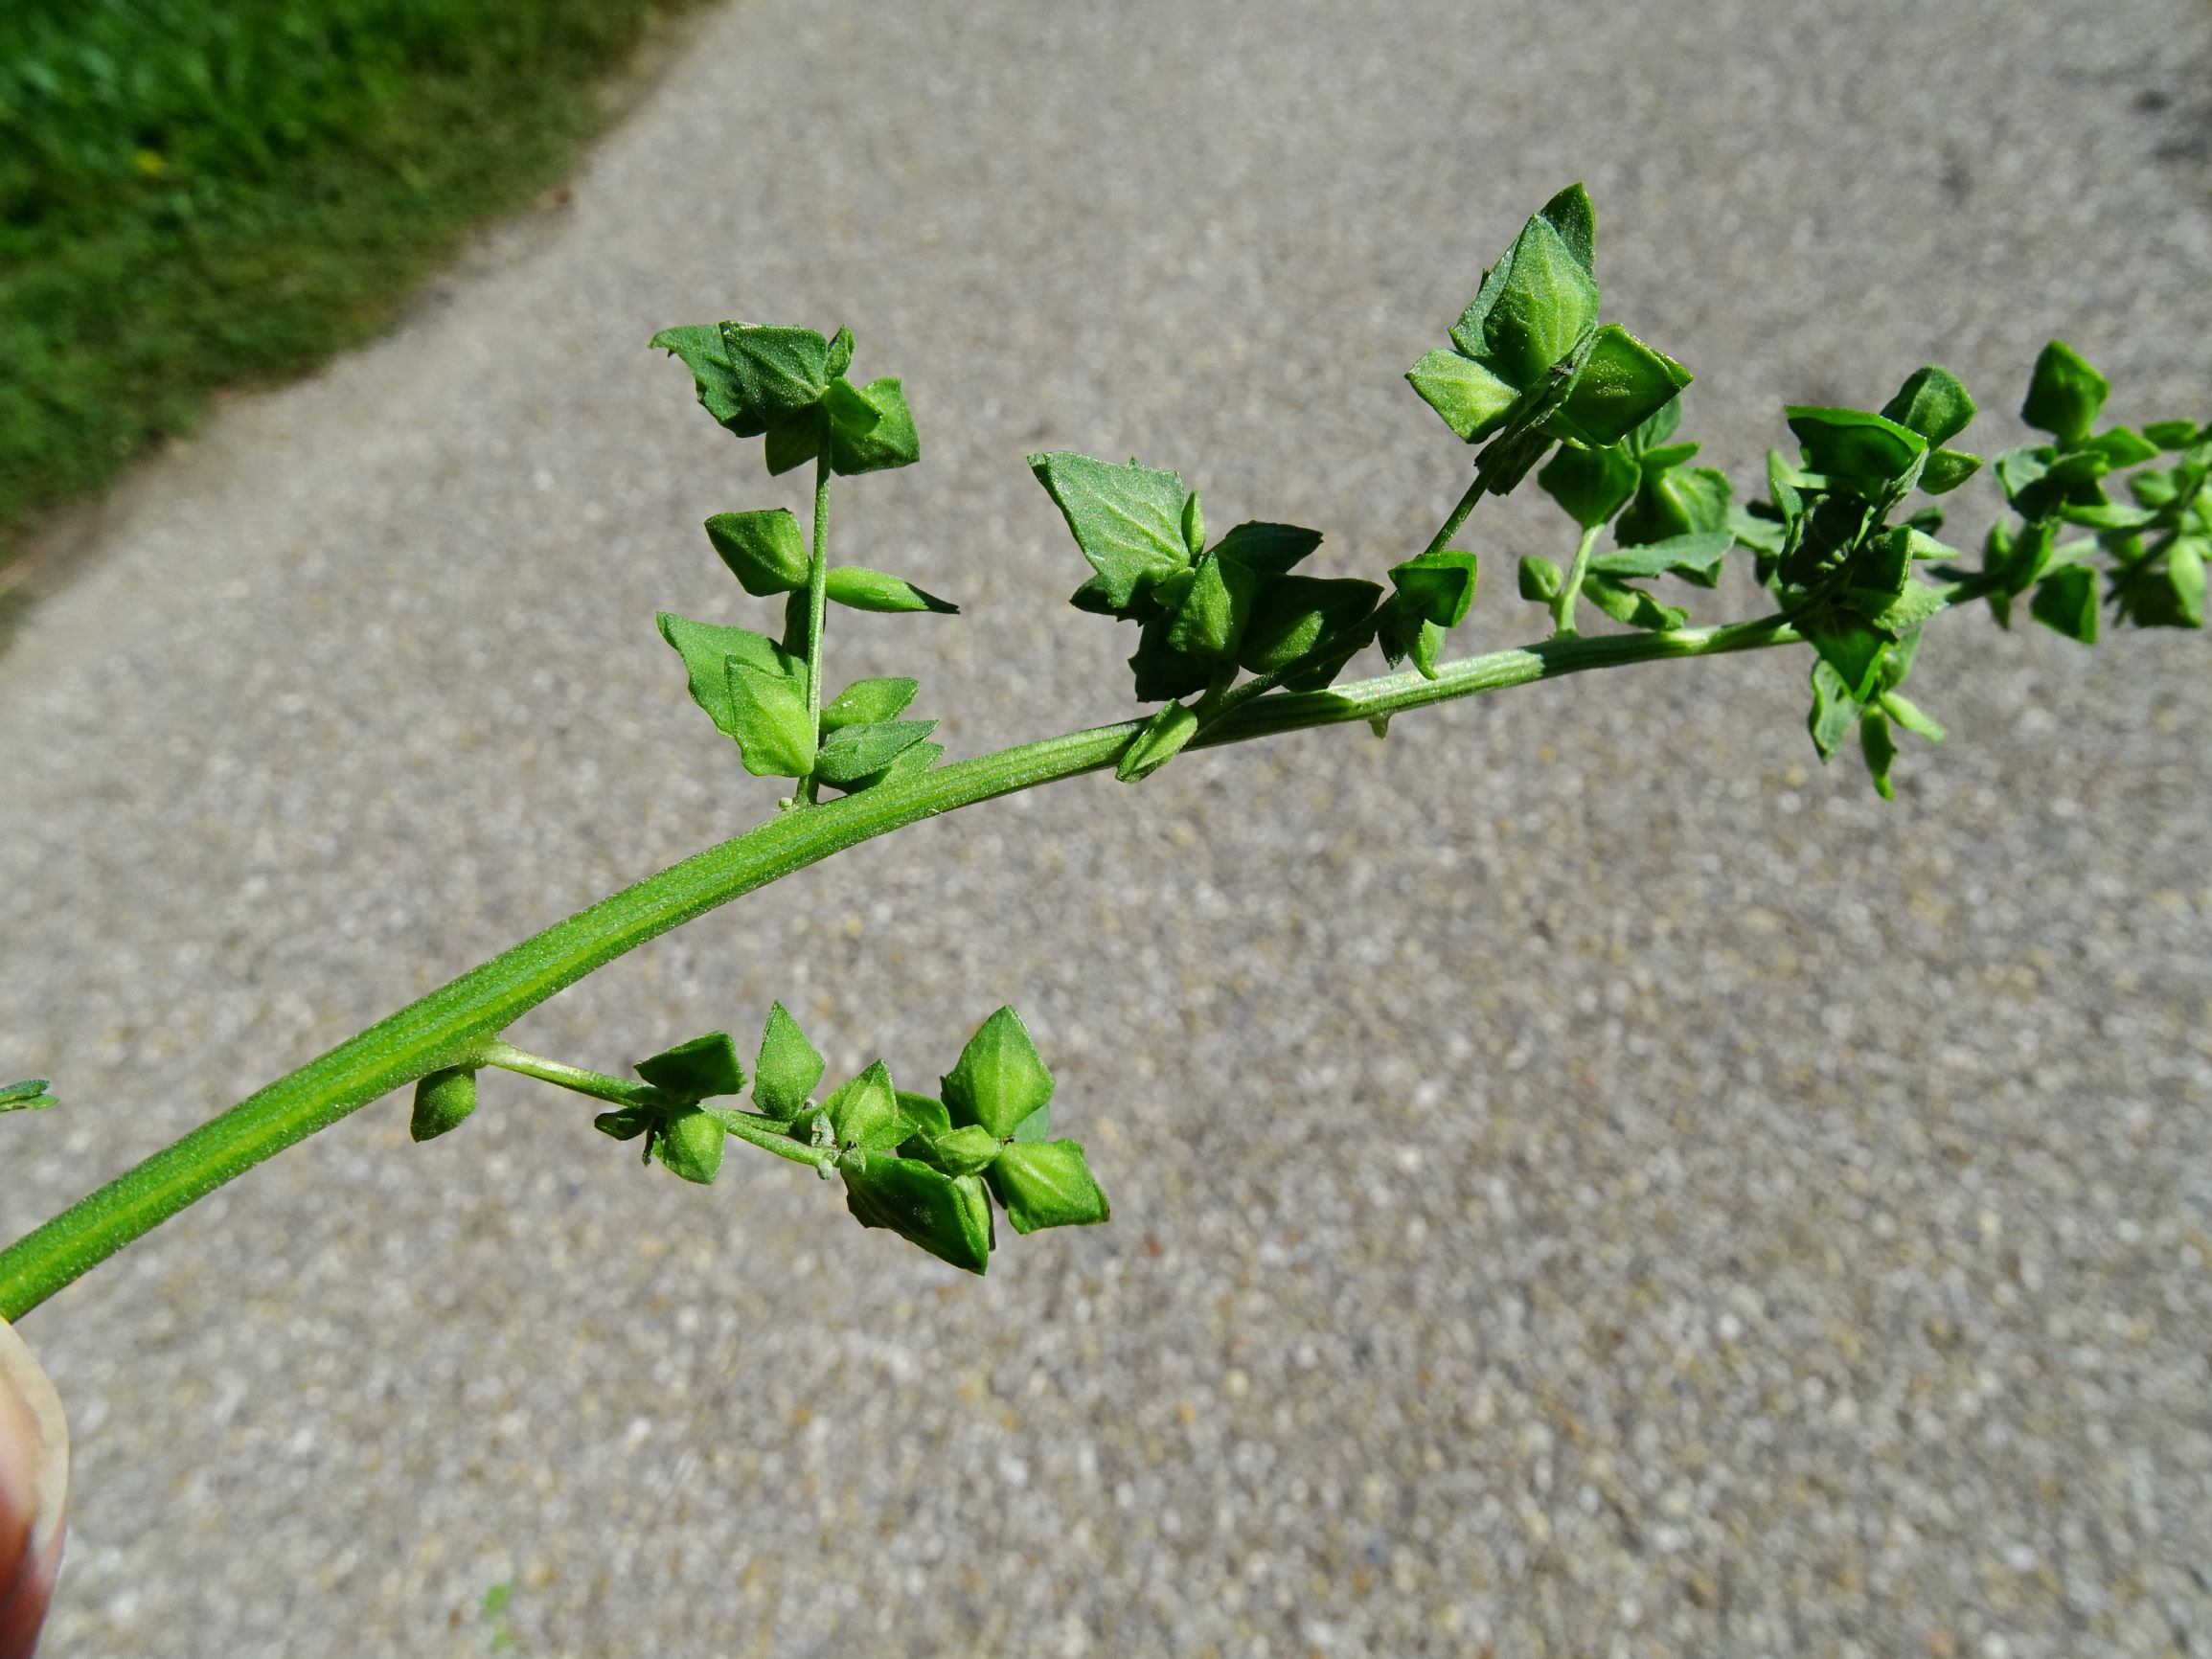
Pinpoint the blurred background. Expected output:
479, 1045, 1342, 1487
2, 1, 2209, 1654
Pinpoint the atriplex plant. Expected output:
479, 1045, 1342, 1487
2, 185, 2204, 1313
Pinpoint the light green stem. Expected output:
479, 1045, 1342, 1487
801, 452, 832, 803
0, 610, 1818, 1320
1552, 523, 1602, 637
1421, 474, 1485, 559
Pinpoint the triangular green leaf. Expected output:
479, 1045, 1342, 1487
1406, 348, 1519, 443
653, 1108, 727, 1184
814, 719, 939, 785
705, 509, 810, 596
840, 1153, 993, 1274
826, 375, 921, 475
1538, 182, 1596, 272
1386, 549, 1478, 627
409, 1068, 477, 1142
1550, 325, 1692, 447
1617, 464, 1732, 551
635, 1032, 746, 1102
1165, 552, 1258, 661
2020, 341, 2109, 448
1807, 659, 1863, 761
656, 613, 793, 739
988, 1140, 1111, 1234
1115, 699, 1201, 784
753, 1003, 823, 1120
820, 676, 920, 734
942, 1006, 1055, 1140
1210, 521, 1323, 577
1589, 531, 1730, 582
1128, 619, 1211, 702
1236, 577, 1382, 674
2029, 563, 2100, 643
1029, 452, 1194, 611
1580, 572, 1685, 631
718, 323, 834, 424
1481, 214, 1600, 385
823, 567, 959, 614
1538, 440, 1638, 530
1879, 365, 1977, 447
1859, 708, 1898, 801
825, 1059, 908, 1151
721, 658, 815, 779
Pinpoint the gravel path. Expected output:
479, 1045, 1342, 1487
4, 2, 2210, 1653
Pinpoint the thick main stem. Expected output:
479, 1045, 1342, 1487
0, 613, 1801, 1320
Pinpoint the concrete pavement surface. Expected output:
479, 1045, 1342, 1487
3, 1, 2210, 1653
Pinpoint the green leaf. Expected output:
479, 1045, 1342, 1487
1517, 555, 1564, 602
1879, 365, 1977, 447
1616, 466, 1731, 550
826, 376, 921, 475
1181, 489, 1206, 560
988, 1140, 1111, 1234
1029, 452, 1194, 611
1859, 708, 1898, 801
705, 509, 810, 596
1580, 572, 1685, 631
1165, 552, 1258, 661
1237, 577, 1382, 673
1799, 610, 1887, 700
2084, 426, 2158, 468
593, 1104, 653, 1142
1479, 214, 1600, 385
2116, 542, 2208, 629
1786, 406, 1927, 489
1589, 531, 1730, 582
1406, 349, 1520, 443
753, 1003, 823, 1120
635, 1032, 745, 1102
1864, 579, 1950, 636
1538, 441, 1638, 530
1116, 699, 1201, 784
409, 1068, 477, 1142
653, 1109, 727, 1184
1211, 520, 1323, 576
650, 324, 752, 432
2020, 340, 2109, 447
1879, 691, 1947, 743
764, 405, 826, 476
1807, 659, 1863, 761
719, 323, 834, 425
1919, 448, 1983, 495
2144, 419, 2202, 450
814, 719, 938, 785
916, 1124, 1003, 1178
656, 613, 792, 738
834, 739, 944, 794
840, 1153, 993, 1274
825, 1060, 909, 1152
1625, 396, 1682, 455
824, 567, 959, 614
942, 1006, 1054, 1140
1539, 181, 1597, 272
1386, 549, 1479, 627
1551, 325, 1692, 447
725, 659, 817, 779
2030, 563, 2100, 643
820, 676, 920, 734
2172, 539, 2208, 627
826, 326, 855, 380
896, 1091, 954, 1139
1128, 618, 1211, 701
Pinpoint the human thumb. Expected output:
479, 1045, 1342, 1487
0, 1318, 66, 1659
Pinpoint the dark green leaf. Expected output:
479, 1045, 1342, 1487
1799, 610, 1887, 700
826, 1059, 909, 1152
650, 324, 752, 431
0, 1079, 55, 1113
1551, 325, 1693, 447
823, 567, 959, 614
1237, 577, 1382, 674
1165, 552, 1258, 661
1406, 349, 1520, 443
896, 1091, 954, 1139
705, 509, 810, 596
1538, 441, 1638, 530
1589, 531, 1730, 582
1580, 572, 1686, 631
1807, 660, 1863, 761
2029, 564, 2100, 643
988, 1140, 1111, 1234
1211, 521, 1323, 577
2144, 420, 2202, 450
2115, 542, 2208, 629
826, 326, 855, 380
826, 376, 921, 475
1387, 549, 1479, 627
918, 1125, 1003, 1178
635, 1032, 745, 1102
1517, 555, 1564, 602
654, 1109, 727, 1184
1616, 466, 1731, 549
814, 719, 938, 785
1029, 452, 1194, 610
1786, 406, 1927, 489
725, 659, 817, 779
764, 405, 826, 475
1859, 709, 1898, 801
840, 1153, 993, 1274
2084, 426, 2158, 468
753, 1003, 823, 1120
593, 1105, 654, 1142
2172, 540, 2208, 627
942, 1006, 1054, 1140
1128, 618, 1211, 701
1864, 580, 1949, 636
2020, 340, 2109, 447
834, 739, 944, 794
821, 676, 920, 734
1879, 365, 1977, 447
1116, 700, 1201, 783
1625, 396, 1682, 455
1539, 181, 1596, 272
409, 1068, 477, 1142
656, 613, 793, 739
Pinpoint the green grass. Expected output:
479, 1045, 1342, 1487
0, 0, 696, 553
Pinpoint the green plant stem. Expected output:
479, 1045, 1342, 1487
471, 1040, 833, 1170
800, 452, 832, 804
1421, 475, 1486, 558
1552, 523, 1602, 636
0, 607, 1830, 1320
